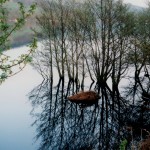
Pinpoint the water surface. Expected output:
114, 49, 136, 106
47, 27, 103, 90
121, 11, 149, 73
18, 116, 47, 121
0, 46, 42, 150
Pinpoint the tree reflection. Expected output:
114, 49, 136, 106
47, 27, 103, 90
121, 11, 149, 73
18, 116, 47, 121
29, 50, 150, 149
28, 0, 150, 148
29, 78, 136, 150
122, 72, 150, 144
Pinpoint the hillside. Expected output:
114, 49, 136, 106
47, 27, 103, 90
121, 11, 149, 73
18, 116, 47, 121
4, 0, 38, 48
5, 0, 145, 48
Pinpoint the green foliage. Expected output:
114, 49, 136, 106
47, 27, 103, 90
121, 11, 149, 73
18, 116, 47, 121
119, 139, 128, 150
0, 0, 37, 84
0, 0, 8, 4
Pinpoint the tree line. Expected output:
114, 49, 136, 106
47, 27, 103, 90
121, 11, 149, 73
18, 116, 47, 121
30, 0, 150, 149
35, 0, 150, 95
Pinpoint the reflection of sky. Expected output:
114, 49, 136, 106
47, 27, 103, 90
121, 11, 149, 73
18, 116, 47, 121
124, 0, 149, 7
0, 46, 42, 150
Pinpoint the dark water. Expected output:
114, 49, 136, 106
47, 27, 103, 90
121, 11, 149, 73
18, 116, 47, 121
29, 76, 150, 150
0, 45, 149, 150
1, 68, 149, 150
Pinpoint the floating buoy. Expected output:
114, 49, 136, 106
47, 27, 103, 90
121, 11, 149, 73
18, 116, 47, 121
68, 91, 100, 104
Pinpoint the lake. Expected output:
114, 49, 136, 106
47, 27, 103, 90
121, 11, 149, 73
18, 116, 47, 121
0, 45, 42, 150
0, 44, 149, 150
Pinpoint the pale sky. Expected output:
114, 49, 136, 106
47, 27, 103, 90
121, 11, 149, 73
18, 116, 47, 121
124, 0, 150, 7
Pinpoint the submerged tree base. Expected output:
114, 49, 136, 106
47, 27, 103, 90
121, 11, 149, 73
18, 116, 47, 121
68, 91, 100, 105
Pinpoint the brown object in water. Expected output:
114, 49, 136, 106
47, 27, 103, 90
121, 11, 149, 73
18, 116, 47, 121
139, 137, 150, 150
68, 91, 100, 104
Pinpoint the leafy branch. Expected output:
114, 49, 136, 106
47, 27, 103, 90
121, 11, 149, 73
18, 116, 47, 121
0, 0, 37, 84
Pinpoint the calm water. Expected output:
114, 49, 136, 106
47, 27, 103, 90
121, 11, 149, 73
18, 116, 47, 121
0, 46, 42, 150
0, 45, 149, 150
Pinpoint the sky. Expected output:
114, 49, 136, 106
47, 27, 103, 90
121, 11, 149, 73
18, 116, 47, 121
124, 0, 150, 7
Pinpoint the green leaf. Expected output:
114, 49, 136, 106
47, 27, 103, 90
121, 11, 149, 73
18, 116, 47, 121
119, 139, 128, 150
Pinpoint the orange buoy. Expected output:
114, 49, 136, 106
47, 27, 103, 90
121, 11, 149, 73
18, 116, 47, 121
68, 91, 100, 104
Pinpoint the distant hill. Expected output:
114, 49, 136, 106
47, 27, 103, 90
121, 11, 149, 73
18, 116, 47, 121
127, 3, 145, 12
4, 0, 38, 48
5, 0, 146, 48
